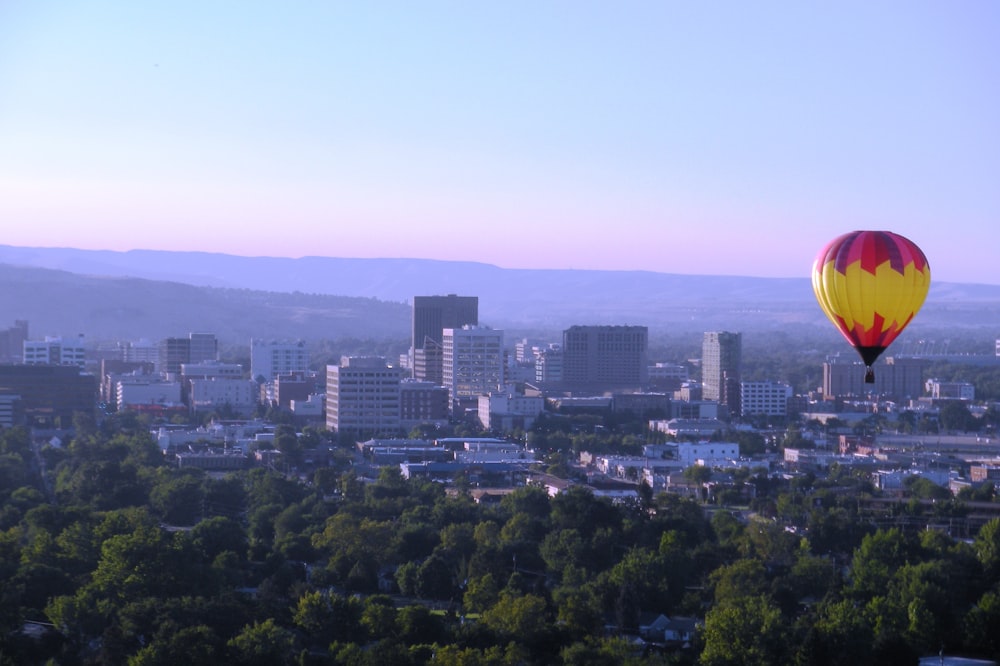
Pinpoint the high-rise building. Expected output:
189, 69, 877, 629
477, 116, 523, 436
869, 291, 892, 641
442, 326, 504, 411
189, 333, 219, 364
823, 355, 925, 400
534, 344, 563, 385
702, 331, 742, 414
326, 356, 401, 437
0, 364, 98, 428
561, 325, 648, 393
250, 339, 309, 383
399, 379, 450, 430
120, 339, 160, 368
159, 333, 218, 376
0, 321, 28, 364
23, 335, 87, 368
412, 295, 478, 382
740, 381, 792, 417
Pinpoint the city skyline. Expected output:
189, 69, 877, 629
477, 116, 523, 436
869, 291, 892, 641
1, 3, 998, 284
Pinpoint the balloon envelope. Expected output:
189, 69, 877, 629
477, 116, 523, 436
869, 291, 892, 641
812, 230, 930, 383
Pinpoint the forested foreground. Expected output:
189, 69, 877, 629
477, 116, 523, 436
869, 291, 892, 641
4, 419, 1000, 665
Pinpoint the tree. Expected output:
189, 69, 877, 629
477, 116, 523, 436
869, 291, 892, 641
849, 528, 920, 600
974, 518, 1000, 585
963, 590, 1000, 659
463, 573, 500, 614
293, 590, 362, 644
149, 472, 205, 526
361, 595, 398, 641
398, 604, 445, 646
939, 401, 978, 433
796, 597, 876, 666
189, 516, 247, 563
128, 624, 223, 666
415, 552, 457, 600
710, 558, 770, 608
226, 618, 298, 666
699, 595, 789, 666
90, 524, 196, 603
479, 592, 549, 643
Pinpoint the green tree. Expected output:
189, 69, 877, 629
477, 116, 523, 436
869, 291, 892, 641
189, 515, 247, 563
710, 558, 770, 607
939, 400, 978, 432
963, 589, 1000, 659
128, 624, 223, 666
293, 589, 363, 644
699, 595, 789, 666
361, 594, 398, 641
849, 528, 919, 600
479, 592, 549, 643
397, 604, 445, 646
974, 518, 1000, 585
227, 618, 298, 666
149, 471, 205, 525
463, 573, 500, 614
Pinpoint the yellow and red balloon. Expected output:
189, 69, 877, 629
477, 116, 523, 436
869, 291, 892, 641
812, 230, 930, 383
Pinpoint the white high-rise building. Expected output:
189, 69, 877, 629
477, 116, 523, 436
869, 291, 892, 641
121, 339, 160, 368
188, 378, 259, 417
23, 335, 87, 368
326, 356, 401, 436
442, 326, 504, 410
740, 381, 792, 417
251, 339, 309, 383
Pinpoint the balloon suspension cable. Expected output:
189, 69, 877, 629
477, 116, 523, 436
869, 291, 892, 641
864, 366, 875, 384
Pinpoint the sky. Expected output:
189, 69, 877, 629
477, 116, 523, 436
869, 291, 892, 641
1, 2, 998, 284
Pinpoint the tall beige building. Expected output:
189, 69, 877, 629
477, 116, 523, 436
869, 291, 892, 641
702, 331, 742, 414
561, 325, 648, 393
823, 355, 925, 400
326, 356, 401, 437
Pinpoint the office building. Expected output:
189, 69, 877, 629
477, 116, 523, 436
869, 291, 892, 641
23, 335, 87, 368
99, 359, 156, 404
188, 333, 219, 364
926, 379, 975, 400
823, 355, 925, 401
119, 339, 160, 369
327, 356, 401, 437
400, 380, 450, 430
272, 371, 321, 409
0, 320, 28, 364
740, 381, 792, 418
0, 364, 98, 428
413, 341, 445, 385
442, 326, 504, 411
648, 362, 689, 392
188, 378, 259, 417
534, 344, 563, 385
702, 331, 742, 414
159, 333, 218, 376
116, 378, 183, 412
250, 339, 309, 383
478, 387, 545, 431
412, 295, 478, 382
561, 325, 648, 393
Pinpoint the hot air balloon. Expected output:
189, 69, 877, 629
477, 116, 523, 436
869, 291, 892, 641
812, 230, 930, 384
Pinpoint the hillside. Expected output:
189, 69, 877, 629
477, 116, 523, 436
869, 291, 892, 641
0, 264, 410, 344
1, 245, 999, 345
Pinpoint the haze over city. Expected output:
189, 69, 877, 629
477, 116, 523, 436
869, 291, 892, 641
1, 2, 998, 284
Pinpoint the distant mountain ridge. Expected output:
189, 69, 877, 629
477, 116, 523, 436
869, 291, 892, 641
0, 245, 998, 344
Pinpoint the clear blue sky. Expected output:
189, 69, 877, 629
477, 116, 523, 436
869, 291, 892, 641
1, 2, 997, 283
